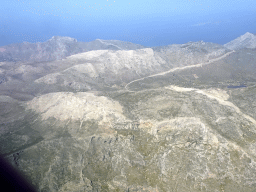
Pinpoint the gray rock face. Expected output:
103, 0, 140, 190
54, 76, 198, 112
1, 34, 256, 191
224, 32, 256, 50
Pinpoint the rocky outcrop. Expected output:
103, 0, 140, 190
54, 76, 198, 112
26, 92, 126, 123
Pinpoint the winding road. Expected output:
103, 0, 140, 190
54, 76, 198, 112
125, 50, 235, 92
124, 49, 256, 127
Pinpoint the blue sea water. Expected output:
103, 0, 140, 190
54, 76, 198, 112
0, 0, 256, 46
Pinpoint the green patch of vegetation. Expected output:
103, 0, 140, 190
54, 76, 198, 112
0, 119, 43, 156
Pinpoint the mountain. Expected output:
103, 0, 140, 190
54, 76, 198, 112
0, 36, 146, 62
224, 32, 256, 50
0, 34, 256, 191
0, 39, 231, 100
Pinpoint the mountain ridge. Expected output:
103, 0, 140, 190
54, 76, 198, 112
0, 36, 146, 62
0, 32, 255, 63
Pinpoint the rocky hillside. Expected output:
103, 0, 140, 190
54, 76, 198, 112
0, 39, 230, 101
1, 33, 256, 191
153, 40, 230, 68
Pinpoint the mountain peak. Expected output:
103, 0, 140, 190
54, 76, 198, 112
224, 32, 256, 50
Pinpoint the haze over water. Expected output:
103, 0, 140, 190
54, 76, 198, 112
0, 0, 256, 47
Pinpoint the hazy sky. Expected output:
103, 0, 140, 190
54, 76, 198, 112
0, 0, 256, 46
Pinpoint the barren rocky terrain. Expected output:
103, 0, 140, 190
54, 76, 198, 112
0, 32, 256, 191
